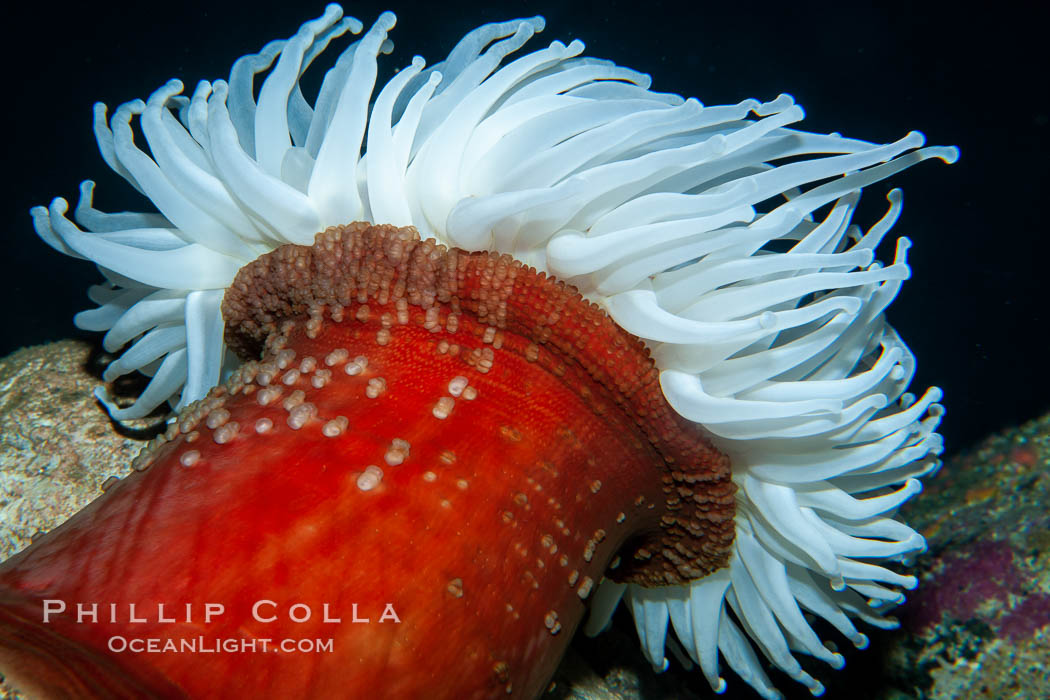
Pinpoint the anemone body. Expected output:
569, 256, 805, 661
0, 225, 734, 697
27, 4, 955, 698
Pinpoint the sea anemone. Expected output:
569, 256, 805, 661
17, 4, 955, 698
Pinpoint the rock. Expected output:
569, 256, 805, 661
0, 340, 167, 561
881, 413, 1050, 699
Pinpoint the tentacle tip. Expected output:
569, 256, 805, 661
583, 619, 610, 637
93, 385, 116, 411
941, 145, 961, 163
343, 16, 365, 34
872, 593, 904, 607
906, 130, 927, 147
853, 633, 870, 649
829, 653, 845, 670
756, 93, 795, 115
709, 132, 728, 154
740, 98, 762, 114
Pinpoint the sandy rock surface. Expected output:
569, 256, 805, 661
0, 340, 163, 561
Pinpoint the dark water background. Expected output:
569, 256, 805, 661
3, 0, 1046, 461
